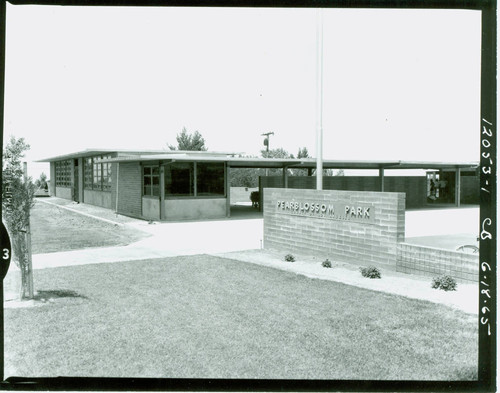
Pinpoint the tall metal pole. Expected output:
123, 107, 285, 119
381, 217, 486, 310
315, 8, 324, 190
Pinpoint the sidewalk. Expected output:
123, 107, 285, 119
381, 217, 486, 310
32, 197, 264, 268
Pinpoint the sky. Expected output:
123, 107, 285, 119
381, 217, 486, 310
3, 4, 482, 179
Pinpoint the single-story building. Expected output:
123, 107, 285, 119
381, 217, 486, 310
38, 149, 479, 221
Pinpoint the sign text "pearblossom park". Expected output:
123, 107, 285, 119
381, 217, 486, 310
276, 200, 375, 222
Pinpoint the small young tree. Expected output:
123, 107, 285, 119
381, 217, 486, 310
168, 127, 207, 151
2, 136, 36, 299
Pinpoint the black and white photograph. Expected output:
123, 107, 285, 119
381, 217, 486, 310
0, 0, 496, 390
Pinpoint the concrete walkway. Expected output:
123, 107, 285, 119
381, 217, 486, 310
32, 217, 264, 268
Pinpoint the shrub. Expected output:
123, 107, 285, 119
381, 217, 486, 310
322, 259, 332, 268
431, 275, 457, 291
284, 254, 296, 262
360, 266, 381, 279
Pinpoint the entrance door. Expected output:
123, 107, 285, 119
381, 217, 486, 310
73, 159, 79, 202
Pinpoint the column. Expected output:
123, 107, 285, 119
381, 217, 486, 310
282, 166, 288, 188
225, 163, 231, 217
455, 167, 461, 207
379, 167, 385, 192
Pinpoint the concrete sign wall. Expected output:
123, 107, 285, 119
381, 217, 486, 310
264, 188, 405, 267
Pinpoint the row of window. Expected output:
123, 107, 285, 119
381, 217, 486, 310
84, 156, 112, 191
143, 162, 225, 197
55, 160, 72, 187
56, 159, 224, 198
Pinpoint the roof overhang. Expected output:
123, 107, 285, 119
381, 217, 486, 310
100, 154, 479, 171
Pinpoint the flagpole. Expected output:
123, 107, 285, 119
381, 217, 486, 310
315, 8, 324, 190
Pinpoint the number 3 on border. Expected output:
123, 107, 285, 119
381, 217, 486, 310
0, 222, 12, 280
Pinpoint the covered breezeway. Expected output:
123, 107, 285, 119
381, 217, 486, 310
225, 158, 478, 217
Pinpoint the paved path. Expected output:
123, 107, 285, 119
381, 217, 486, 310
32, 216, 264, 269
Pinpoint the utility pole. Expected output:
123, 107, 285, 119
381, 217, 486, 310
261, 131, 274, 154
262, 132, 274, 176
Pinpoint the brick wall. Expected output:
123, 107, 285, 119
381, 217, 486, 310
264, 188, 405, 268
115, 162, 142, 218
260, 176, 427, 209
397, 243, 478, 283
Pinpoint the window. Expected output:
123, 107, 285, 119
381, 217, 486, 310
164, 163, 194, 196
93, 160, 102, 190
143, 166, 160, 197
84, 158, 93, 189
103, 161, 112, 191
164, 162, 225, 197
196, 162, 224, 196
84, 155, 112, 191
55, 160, 71, 187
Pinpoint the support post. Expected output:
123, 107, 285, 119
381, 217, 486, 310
282, 166, 288, 188
193, 162, 197, 197
115, 162, 120, 214
159, 164, 165, 220
379, 167, 385, 192
455, 167, 461, 207
78, 158, 84, 203
225, 163, 231, 217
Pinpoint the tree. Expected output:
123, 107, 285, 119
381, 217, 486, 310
230, 168, 261, 188
260, 148, 294, 177
297, 147, 309, 159
2, 136, 36, 300
34, 172, 48, 190
168, 127, 207, 151
293, 147, 310, 176
261, 147, 293, 159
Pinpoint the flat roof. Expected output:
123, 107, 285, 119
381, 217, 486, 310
38, 149, 479, 171
37, 149, 241, 162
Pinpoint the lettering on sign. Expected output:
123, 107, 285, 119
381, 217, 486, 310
275, 200, 375, 222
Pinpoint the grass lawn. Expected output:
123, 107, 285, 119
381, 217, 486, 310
29, 200, 148, 254
4, 255, 477, 380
